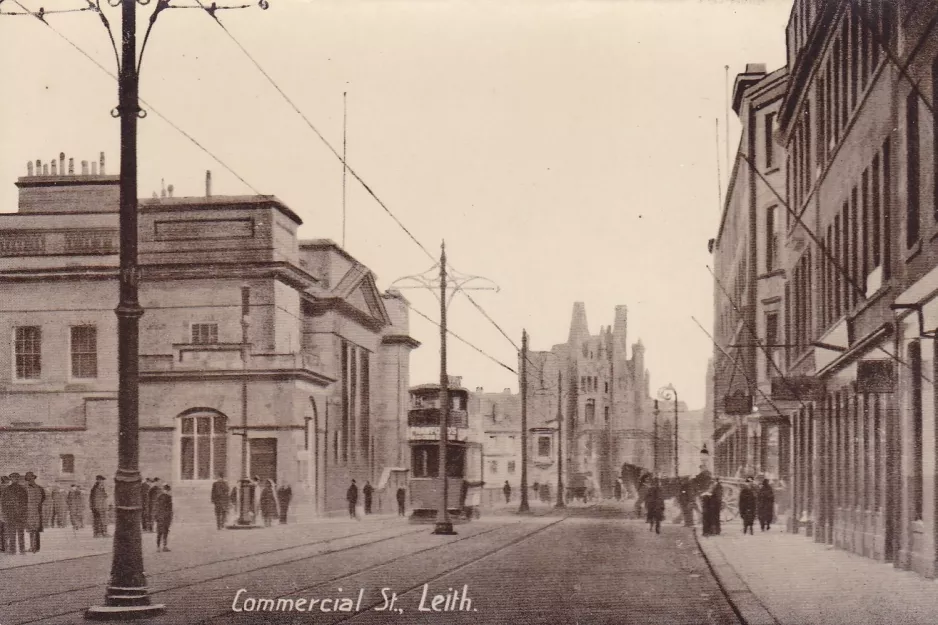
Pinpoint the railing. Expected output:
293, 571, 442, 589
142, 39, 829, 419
407, 408, 468, 428
139, 350, 322, 373
0, 229, 118, 257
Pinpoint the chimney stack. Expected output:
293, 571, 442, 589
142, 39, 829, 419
42, 163, 49, 176
160, 179, 166, 199
51, 159, 58, 176
59, 153, 65, 175
167, 184, 174, 198
205, 170, 212, 197
68, 158, 74, 175
91, 162, 98, 176
81, 160, 89, 175
26, 162, 34, 176
99, 152, 105, 175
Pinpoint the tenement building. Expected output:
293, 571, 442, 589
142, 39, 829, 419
711, 63, 791, 486
0, 155, 418, 521
524, 303, 655, 496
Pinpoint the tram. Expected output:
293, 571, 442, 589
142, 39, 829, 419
407, 380, 484, 522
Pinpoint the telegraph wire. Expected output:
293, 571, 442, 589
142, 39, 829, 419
4, 0, 264, 195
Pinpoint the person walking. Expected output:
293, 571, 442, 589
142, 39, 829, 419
0, 475, 8, 553
147, 477, 162, 533
24, 472, 45, 553
614, 478, 623, 502
711, 479, 723, 535
153, 484, 173, 552
396, 486, 406, 517
645, 478, 665, 534
259, 480, 277, 527
347, 480, 359, 520
140, 478, 152, 533
90, 475, 109, 538
739, 477, 756, 535
211, 474, 230, 530
277, 482, 292, 524
66, 484, 84, 531
52, 485, 67, 528
363, 481, 374, 515
502, 481, 511, 504
758, 478, 775, 531
2, 473, 28, 555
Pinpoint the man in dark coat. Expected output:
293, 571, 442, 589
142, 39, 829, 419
24, 472, 45, 552
90, 475, 109, 537
154, 484, 173, 552
645, 478, 665, 534
211, 474, 230, 530
277, 482, 292, 524
363, 481, 374, 515
2, 473, 28, 554
711, 480, 723, 535
502, 481, 511, 504
739, 477, 757, 535
347, 480, 359, 520
396, 487, 406, 517
140, 478, 153, 532
758, 478, 775, 531
147, 478, 162, 532
66, 484, 84, 530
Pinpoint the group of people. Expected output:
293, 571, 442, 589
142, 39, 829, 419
213, 475, 294, 528
137, 477, 174, 551
346, 480, 408, 518
736, 477, 776, 534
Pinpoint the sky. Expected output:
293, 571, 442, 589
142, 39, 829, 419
0, 0, 792, 410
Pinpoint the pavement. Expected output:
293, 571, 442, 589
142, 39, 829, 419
695, 521, 938, 625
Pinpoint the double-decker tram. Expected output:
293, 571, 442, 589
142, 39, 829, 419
407, 381, 483, 522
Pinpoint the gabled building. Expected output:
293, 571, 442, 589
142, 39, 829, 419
0, 155, 418, 521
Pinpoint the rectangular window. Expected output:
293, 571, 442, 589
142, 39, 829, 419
14, 326, 42, 379
191, 323, 218, 345
861, 169, 870, 289
70, 326, 98, 379
765, 112, 776, 169
910, 340, 923, 520
360, 351, 370, 460
841, 21, 849, 128
507, 461, 516, 474
412, 445, 439, 478
341, 341, 349, 464
350, 348, 357, 462
834, 215, 842, 319
850, 7, 858, 110
60, 453, 75, 474
907, 92, 920, 247
873, 395, 882, 510
765, 312, 779, 378
489, 460, 498, 475
833, 42, 841, 140
883, 139, 892, 279
538, 436, 552, 458
851, 188, 859, 308
818, 76, 827, 166
766, 205, 777, 272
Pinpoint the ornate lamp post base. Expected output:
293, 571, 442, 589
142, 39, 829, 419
85, 594, 165, 621
432, 521, 457, 535
228, 479, 260, 530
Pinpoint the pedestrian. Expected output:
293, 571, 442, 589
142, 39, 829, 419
614, 478, 623, 501
363, 481, 374, 515
502, 480, 511, 504
250, 477, 260, 523
396, 486, 406, 517
678, 478, 695, 527
2, 473, 27, 554
147, 477, 162, 533
347, 480, 359, 520
211, 473, 230, 530
66, 484, 84, 531
531, 481, 539, 499
52, 485, 67, 528
230, 484, 238, 514
645, 478, 664, 534
90, 475, 109, 538
277, 482, 292, 524
0, 475, 8, 553
700, 491, 713, 536
758, 478, 775, 531
154, 484, 173, 552
711, 479, 723, 536
739, 477, 756, 535
140, 478, 152, 532
260, 479, 277, 527
24, 472, 45, 552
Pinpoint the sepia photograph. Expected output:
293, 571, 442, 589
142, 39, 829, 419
1, 0, 937, 623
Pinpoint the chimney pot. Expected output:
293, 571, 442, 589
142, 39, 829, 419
160, 178, 167, 199
205, 170, 212, 197
35, 159, 41, 173
51, 160, 57, 176
68, 158, 74, 175
81, 160, 89, 175
167, 184, 174, 198
91, 162, 98, 176
59, 153, 65, 174
99, 152, 105, 175
26, 162, 34, 176
42, 164, 49, 176
504, 388, 511, 394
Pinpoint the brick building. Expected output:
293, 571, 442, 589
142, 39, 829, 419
0, 156, 418, 521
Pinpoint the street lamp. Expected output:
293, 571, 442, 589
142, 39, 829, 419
392, 242, 498, 535
0, 0, 269, 617
657, 384, 679, 478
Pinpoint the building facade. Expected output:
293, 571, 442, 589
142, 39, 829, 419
0, 157, 418, 521
777, 0, 938, 579
524, 303, 654, 495
711, 63, 792, 487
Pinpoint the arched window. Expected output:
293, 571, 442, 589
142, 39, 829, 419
179, 411, 227, 481
585, 399, 596, 424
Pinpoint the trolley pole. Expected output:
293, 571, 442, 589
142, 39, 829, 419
555, 370, 564, 509
519, 330, 530, 513
434, 243, 456, 535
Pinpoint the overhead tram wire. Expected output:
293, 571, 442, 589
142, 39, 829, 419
5, 0, 263, 195
707, 264, 813, 416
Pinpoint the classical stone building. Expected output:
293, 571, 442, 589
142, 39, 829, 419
524, 303, 654, 495
0, 156, 418, 521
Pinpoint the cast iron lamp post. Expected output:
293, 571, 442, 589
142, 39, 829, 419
657, 384, 679, 478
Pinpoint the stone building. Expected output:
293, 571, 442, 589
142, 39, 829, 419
469, 387, 522, 502
0, 156, 418, 521
524, 302, 654, 495
778, 0, 938, 579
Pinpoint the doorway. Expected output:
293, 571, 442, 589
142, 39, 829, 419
250, 438, 278, 482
